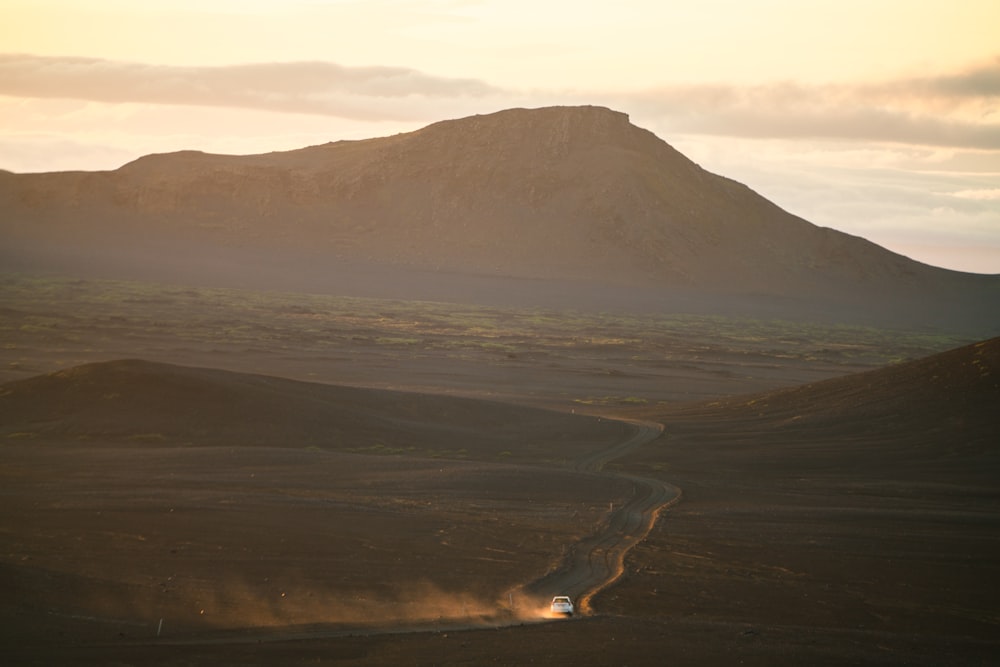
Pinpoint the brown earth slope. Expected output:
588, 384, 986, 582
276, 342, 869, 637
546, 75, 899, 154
630, 335, 1000, 474
2, 106, 997, 331
0, 360, 637, 661
0, 358, 628, 459
603, 337, 1000, 664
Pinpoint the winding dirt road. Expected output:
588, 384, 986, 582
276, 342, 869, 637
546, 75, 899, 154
517, 419, 681, 614
154, 416, 677, 646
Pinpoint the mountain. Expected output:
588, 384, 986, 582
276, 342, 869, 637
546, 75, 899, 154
1, 105, 997, 330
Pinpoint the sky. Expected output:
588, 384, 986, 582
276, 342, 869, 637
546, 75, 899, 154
2, 0, 999, 274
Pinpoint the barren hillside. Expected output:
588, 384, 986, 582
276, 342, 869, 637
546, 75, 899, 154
2, 106, 997, 329
0, 358, 627, 460
629, 336, 1000, 479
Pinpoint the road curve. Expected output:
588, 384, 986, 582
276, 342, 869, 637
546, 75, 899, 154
515, 419, 681, 614
150, 416, 678, 646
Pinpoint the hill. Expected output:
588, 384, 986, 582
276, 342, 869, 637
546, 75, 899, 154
629, 336, 999, 478
0, 358, 627, 460
600, 340, 1000, 665
2, 105, 998, 331
0, 359, 638, 659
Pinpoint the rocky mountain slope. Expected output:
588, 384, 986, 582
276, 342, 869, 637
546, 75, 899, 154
2, 106, 997, 328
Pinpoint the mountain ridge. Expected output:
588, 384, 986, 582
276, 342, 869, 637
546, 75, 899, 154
2, 105, 997, 330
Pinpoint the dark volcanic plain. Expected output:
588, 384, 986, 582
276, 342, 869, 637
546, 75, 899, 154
1, 280, 997, 667
2, 106, 999, 665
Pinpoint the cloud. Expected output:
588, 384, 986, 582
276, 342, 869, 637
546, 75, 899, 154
3, 53, 998, 150
2, 53, 997, 149
951, 188, 1000, 201
0, 54, 502, 121
618, 60, 1000, 149
912, 58, 1000, 98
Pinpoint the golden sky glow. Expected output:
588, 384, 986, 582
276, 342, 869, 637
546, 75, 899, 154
1, 0, 999, 272
5, 0, 999, 85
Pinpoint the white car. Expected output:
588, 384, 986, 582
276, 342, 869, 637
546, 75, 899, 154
550, 595, 574, 616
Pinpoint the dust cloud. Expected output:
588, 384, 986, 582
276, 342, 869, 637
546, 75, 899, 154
74, 575, 566, 638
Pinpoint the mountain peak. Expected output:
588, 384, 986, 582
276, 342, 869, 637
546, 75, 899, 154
422, 105, 633, 142
405, 105, 690, 172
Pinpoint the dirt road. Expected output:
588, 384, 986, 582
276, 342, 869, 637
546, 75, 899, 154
148, 417, 678, 647
517, 420, 681, 614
